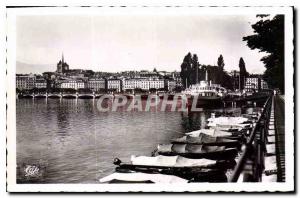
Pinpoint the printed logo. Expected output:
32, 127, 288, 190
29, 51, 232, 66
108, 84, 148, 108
24, 165, 40, 178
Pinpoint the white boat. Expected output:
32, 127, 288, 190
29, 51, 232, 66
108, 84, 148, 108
130, 155, 216, 167
183, 80, 227, 98
99, 172, 188, 183
182, 70, 227, 107
186, 128, 232, 137
207, 116, 252, 129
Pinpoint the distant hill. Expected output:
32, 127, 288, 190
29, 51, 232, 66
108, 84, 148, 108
16, 61, 54, 74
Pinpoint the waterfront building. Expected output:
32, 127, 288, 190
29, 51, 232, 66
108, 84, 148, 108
35, 78, 47, 89
122, 78, 140, 90
245, 74, 267, 92
87, 78, 106, 92
59, 79, 85, 90
16, 74, 36, 90
107, 79, 122, 92
166, 80, 176, 92
171, 71, 183, 87
147, 78, 165, 90
122, 78, 165, 91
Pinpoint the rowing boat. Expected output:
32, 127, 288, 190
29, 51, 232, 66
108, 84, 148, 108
171, 133, 240, 147
186, 129, 232, 137
99, 172, 188, 183
157, 144, 238, 160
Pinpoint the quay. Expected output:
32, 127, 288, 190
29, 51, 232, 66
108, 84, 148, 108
274, 95, 285, 182
98, 93, 286, 183
229, 94, 285, 182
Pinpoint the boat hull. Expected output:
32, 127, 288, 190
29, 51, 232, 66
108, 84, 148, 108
187, 95, 223, 108
158, 148, 238, 160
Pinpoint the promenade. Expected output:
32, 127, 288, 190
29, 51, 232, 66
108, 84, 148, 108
274, 95, 285, 182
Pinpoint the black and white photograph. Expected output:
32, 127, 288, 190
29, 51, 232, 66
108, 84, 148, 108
5, 5, 294, 192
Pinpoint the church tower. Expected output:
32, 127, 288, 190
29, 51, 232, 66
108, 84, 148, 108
56, 52, 69, 73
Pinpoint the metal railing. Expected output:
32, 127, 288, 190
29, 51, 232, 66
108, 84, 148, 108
229, 95, 272, 182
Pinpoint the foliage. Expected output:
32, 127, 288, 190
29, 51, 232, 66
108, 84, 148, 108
243, 15, 284, 93
180, 52, 193, 88
217, 55, 225, 70
180, 52, 234, 90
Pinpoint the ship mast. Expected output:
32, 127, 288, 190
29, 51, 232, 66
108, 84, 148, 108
196, 64, 198, 84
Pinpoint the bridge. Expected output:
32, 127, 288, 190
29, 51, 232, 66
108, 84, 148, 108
17, 92, 103, 99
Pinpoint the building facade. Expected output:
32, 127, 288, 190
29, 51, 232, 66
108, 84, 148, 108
166, 80, 176, 92
245, 74, 268, 92
16, 75, 36, 90
35, 78, 47, 89
122, 78, 165, 91
59, 79, 85, 90
107, 79, 122, 92
122, 78, 140, 90
87, 78, 106, 92
146, 78, 165, 90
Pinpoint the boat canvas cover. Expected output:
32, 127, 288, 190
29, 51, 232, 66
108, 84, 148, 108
210, 126, 242, 132
186, 129, 232, 137
99, 172, 188, 183
207, 122, 252, 129
157, 144, 225, 154
207, 116, 249, 127
172, 133, 216, 144
130, 155, 216, 167
207, 116, 248, 123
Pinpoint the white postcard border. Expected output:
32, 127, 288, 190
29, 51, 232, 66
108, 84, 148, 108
6, 6, 294, 192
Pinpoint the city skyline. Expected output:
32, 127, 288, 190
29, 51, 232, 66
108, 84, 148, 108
17, 15, 267, 74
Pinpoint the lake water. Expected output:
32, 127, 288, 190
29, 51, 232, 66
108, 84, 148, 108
16, 98, 251, 183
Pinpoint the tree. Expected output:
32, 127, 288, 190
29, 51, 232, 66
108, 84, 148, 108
243, 15, 284, 93
239, 57, 248, 90
221, 71, 233, 90
217, 54, 225, 70
239, 58, 247, 74
191, 54, 200, 84
217, 54, 225, 85
180, 52, 193, 88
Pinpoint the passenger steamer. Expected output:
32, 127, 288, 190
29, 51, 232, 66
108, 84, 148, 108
182, 71, 227, 107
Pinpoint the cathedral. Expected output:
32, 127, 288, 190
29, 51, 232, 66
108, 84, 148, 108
56, 53, 69, 73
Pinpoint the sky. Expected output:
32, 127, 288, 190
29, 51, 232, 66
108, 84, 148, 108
16, 14, 267, 74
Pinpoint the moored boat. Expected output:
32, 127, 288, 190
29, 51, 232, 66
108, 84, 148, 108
171, 133, 240, 147
99, 172, 188, 184
182, 70, 227, 108
157, 144, 238, 160
186, 128, 233, 137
